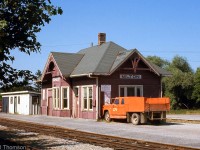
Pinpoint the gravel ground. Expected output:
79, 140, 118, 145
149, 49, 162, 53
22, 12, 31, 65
0, 125, 112, 150
0, 113, 200, 149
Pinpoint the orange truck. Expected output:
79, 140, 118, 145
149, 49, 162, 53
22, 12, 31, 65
103, 97, 170, 125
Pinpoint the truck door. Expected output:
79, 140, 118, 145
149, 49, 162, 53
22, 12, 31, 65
111, 99, 119, 116
112, 99, 126, 116
119, 98, 126, 116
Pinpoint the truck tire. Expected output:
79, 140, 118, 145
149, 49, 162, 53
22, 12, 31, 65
131, 113, 140, 125
104, 111, 111, 122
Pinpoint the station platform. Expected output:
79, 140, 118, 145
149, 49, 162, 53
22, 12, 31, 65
0, 113, 200, 149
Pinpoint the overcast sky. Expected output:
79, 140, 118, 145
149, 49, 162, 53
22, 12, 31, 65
10, 0, 200, 73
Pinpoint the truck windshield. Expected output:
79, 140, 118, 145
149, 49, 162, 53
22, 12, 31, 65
114, 99, 119, 104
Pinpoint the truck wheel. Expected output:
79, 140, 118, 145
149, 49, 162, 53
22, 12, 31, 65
104, 111, 111, 122
131, 113, 140, 125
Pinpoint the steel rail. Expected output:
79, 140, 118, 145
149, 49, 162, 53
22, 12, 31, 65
0, 117, 198, 150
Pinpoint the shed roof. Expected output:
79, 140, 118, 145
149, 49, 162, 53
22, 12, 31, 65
1, 91, 41, 96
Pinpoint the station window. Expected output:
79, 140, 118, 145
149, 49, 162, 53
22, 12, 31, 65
119, 85, 143, 97
52, 87, 60, 109
74, 87, 79, 97
52, 87, 69, 110
61, 86, 69, 109
42, 89, 46, 100
10, 97, 13, 104
82, 86, 93, 111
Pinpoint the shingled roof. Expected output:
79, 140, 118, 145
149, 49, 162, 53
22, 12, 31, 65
43, 41, 171, 79
51, 52, 84, 77
71, 42, 127, 76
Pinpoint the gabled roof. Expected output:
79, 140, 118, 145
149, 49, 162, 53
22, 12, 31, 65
41, 52, 83, 81
109, 48, 171, 76
71, 42, 126, 76
130, 49, 172, 76
148, 62, 172, 76
52, 52, 83, 77
42, 41, 171, 80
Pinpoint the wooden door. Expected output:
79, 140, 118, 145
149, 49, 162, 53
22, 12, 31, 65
47, 97, 52, 116
73, 87, 79, 118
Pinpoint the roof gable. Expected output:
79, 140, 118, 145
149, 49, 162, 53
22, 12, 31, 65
41, 42, 171, 80
109, 49, 172, 76
52, 52, 84, 77
41, 52, 83, 81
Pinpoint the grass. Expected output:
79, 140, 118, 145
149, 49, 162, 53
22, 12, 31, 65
168, 109, 200, 115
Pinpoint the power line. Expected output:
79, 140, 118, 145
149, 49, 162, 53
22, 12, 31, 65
141, 51, 200, 54
41, 42, 92, 47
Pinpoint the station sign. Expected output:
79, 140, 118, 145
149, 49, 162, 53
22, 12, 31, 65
120, 74, 142, 79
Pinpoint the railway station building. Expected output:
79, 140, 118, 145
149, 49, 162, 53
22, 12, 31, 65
40, 33, 171, 119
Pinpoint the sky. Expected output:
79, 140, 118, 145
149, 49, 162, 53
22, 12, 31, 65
10, 0, 200, 74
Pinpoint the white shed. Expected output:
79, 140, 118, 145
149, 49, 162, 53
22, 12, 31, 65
1, 91, 41, 115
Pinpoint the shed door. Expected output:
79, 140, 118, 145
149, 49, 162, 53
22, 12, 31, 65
2, 97, 9, 113
32, 96, 39, 115
14, 96, 17, 114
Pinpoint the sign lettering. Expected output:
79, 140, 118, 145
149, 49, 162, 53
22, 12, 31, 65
120, 74, 142, 79
52, 77, 60, 82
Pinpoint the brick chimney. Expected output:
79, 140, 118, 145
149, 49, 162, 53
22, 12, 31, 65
98, 33, 106, 45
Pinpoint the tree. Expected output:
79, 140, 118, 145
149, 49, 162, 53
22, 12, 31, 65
0, 0, 62, 89
147, 55, 197, 109
34, 70, 42, 92
1, 70, 35, 92
170, 55, 193, 73
163, 56, 194, 109
1, 70, 42, 92
192, 68, 200, 107
146, 56, 169, 68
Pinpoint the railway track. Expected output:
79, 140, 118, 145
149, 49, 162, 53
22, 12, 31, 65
0, 117, 198, 150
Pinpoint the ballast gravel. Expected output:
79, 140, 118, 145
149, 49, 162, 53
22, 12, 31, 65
0, 125, 113, 150
0, 113, 200, 149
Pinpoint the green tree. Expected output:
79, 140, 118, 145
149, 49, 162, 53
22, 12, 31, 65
163, 56, 194, 109
1, 70, 43, 92
170, 55, 193, 73
1, 70, 36, 92
146, 56, 169, 68
192, 68, 200, 107
0, 0, 62, 88
34, 70, 42, 92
